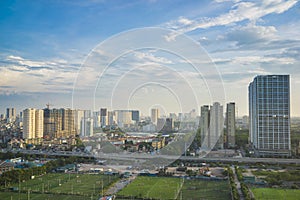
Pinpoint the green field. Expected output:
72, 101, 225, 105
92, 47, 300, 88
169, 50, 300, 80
117, 176, 231, 200
117, 176, 183, 199
0, 173, 119, 200
180, 179, 231, 200
252, 188, 300, 200
0, 192, 86, 200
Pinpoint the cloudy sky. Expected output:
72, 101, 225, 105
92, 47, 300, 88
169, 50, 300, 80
0, 0, 300, 117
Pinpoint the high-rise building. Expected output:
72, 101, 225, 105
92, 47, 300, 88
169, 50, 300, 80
43, 108, 76, 139
79, 110, 92, 137
115, 110, 133, 128
108, 111, 116, 126
61, 109, 76, 138
209, 102, 224, 150
151, 108, 159, 125
226, 102, 235, 148
81, 118, 93, 137
35, 109, 44, 138
200, 105, 210, 149
100, 108, 108, 127
43, 108, 62, 139
23, 108, 36, 139
249, 75, 291, 156
93, 111, 101, 128
74, 110, 85, 135
157, 117, 173, 132
200, 103, 224, 150
6, 108, 16, 122
169, 113, 177, 120
23, 108, 44, 140
131, 110, 140, 123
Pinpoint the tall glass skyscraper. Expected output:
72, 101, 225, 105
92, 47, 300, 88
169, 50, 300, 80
249, 75, 291, 156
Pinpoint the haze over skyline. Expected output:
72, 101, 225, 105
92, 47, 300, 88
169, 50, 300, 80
1, 0, 300, 116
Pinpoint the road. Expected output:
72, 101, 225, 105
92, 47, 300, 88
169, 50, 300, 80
7, 149, 300, 165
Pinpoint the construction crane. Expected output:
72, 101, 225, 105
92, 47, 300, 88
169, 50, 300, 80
46, 103, 54, 109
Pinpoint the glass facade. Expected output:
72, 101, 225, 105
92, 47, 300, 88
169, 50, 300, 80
249, 75, 291, 156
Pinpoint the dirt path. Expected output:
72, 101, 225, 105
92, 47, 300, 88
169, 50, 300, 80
231, 166, 245, 200
105, 174, 137, 195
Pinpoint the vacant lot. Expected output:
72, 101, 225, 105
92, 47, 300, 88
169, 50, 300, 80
0, 173, 119, 200
252, 188, 300, 200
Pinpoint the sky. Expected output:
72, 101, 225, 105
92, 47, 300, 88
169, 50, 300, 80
0, 0, 300, 117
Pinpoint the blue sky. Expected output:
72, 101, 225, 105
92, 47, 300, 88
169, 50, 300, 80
0, 0, 300, 116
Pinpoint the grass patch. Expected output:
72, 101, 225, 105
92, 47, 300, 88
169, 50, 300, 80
252, 188, 300, 200
180, 179, 231, 200
252, 169, 300, 185
117, 176, 182, 199
117, 176, 231, 200
0, 173, 119, 200
0, 192, 87, 200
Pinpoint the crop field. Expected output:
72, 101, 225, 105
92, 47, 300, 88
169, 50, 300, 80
117, 176, 231, 200
251, 188, 300, 200
0, 173, 119, 200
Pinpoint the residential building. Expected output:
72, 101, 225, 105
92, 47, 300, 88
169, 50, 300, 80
200, 105, 210, 149
115, 110, 133, 128
23, 108, 44, 142
209, 102, 224, 149
74, 110, 85, 135
151, 108, 159, 125
249, 75, 291, 156
100, 108, 108, 127
80, 110, 92, 137
200, 103, 224, 150
131, 110, 140, 123
108, 111, 116, 126
226, 102, 236, 148
93, 111, 101, 128
81, 118, 93, 137
43, 108, 76, 139
61, 109, 76, 138
157, 118, 173, 133
43, 108, 63, 139
152, 137, 165, 150
6, 108, 16, 122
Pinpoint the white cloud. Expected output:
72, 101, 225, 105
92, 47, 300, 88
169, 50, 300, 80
224, 23, 278, 45
233, 55, 295, 65
214, 55, 295, 65
6, 55, 69, 68
164, 0, 297, 41
214, 0, 241, 3
0, 55, 79, 94
133, 52, 173, 64
7, 55, 23, 61
177, 17, 193, 26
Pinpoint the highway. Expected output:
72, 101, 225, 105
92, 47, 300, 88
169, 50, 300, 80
6, 149, 300, 165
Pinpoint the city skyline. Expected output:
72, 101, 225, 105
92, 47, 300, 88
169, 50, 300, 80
1, 1, 300, 116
